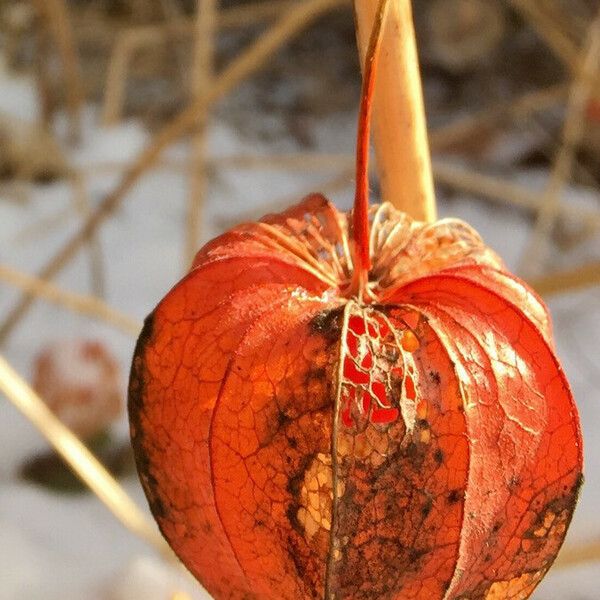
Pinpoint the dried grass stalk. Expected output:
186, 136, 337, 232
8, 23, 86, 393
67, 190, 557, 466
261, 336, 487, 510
0, 354, 169, 556
0, 264, 141, 336
519, 10, 600, 277
354, 0, 436, 221
185, 0, 216, 267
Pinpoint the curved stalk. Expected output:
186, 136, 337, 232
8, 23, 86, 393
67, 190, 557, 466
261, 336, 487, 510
352, 0, 391, 299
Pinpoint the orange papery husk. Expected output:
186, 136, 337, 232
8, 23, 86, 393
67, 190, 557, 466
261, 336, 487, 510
129, 196, 582, 600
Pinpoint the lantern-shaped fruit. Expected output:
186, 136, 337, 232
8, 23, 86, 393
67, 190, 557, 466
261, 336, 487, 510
128, 4, 582, 599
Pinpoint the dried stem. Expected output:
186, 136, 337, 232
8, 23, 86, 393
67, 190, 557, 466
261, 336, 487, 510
429, 84, 568, 152
33, 10, 54, 130
101, 0, 298, 126
0, 264, 141, 336
156, 0, 188, 87
509, 0, 581, 74
433, 160, 600, 228
70, 173, 106, 299
0, 0, 347, 345
33, 0, 84, 142
0, 354, 170, 557
185, 0, 216, 267
354, 0, 436, 222
554, 539, 600, 570
529, 261, 600, 297
353, 0, 391, 283
102, 28, 137, 126
519, 10, 600, 278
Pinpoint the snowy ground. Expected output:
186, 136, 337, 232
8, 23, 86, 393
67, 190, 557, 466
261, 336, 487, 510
1, 67, 599, 599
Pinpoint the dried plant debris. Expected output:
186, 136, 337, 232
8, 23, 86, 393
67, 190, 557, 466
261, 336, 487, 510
32, 338, 123, 440
423, 0, 507, 74
0, 114, 69, 184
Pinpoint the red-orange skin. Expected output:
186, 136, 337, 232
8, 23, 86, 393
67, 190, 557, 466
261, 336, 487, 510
129, 196, 582, 600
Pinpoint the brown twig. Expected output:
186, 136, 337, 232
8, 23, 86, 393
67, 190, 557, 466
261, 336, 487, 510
509, 0, 581, 74
519, 10, 600, 278
156, 0, 188, 87
70, 173, 106, 299
525, 107, 600, 194
529, 261, 600, 296
102, 29, 138, 126
32, 9, 54, 131
354, 0, 436, 222
433, 161, 546, 210
33, 0, 84, 142
536, 0, 586, 45
0, 0, 348, 345
101, 0, 300, 125
554, 539, 600, 569
429, 84, 568, 152
432, 160, 600, 226
185, 0, 217, 267
218, 0, 298, 28
0, 264, 141, 336
0, 354, 169, 557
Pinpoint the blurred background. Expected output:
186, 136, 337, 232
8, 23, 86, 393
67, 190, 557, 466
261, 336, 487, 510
1, 0, 600, 598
